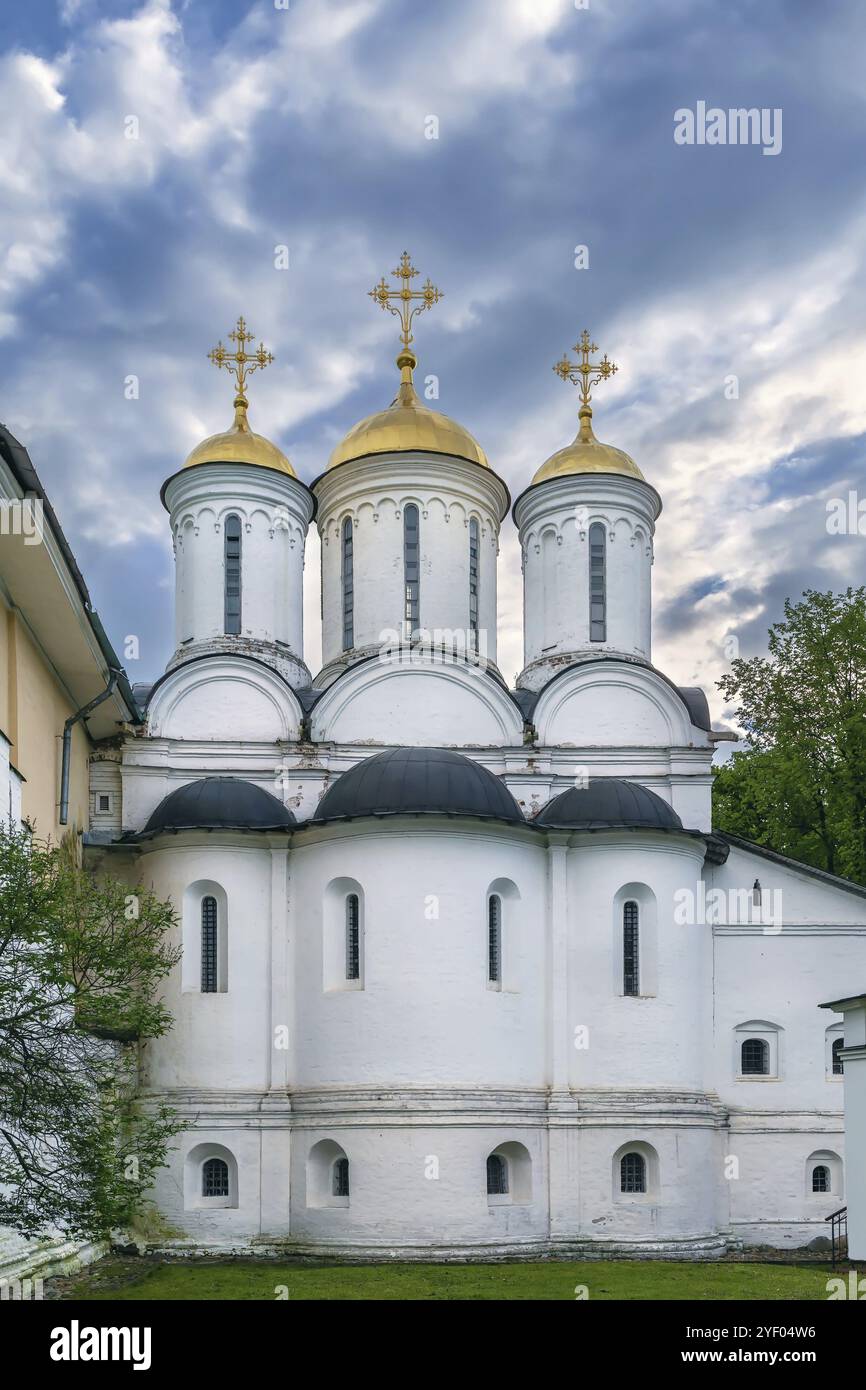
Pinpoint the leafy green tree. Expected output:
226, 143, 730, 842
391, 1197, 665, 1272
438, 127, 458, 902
713, 588, 866, 884
0, 824, 180, 1239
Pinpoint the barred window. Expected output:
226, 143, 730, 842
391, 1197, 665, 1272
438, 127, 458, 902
811, 1164, 830, 1194
623, 900, 639, 996
486, 1153, 508, 1195
224, 514, 242, 635
202, 1157, 229, 1198
589, 521, 606, 642
488, 895, 502, 985
832, 1037, 844, 1076
346, 894, 360, 981
469, 518, 479, 646
341, 517, 354, 651
332, 1156, 350, 1198
620, 1151, 646, 1194
741, 1037, 769, 1075
404, 504, 420, 634
201, 895, 218, 993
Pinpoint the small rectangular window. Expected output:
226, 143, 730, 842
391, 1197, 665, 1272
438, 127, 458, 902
97, 793, 111, 813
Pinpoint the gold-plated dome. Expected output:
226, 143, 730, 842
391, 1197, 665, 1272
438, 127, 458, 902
532, 405, 643, 485
183, 398, 297, 477
327, 350, 489, 471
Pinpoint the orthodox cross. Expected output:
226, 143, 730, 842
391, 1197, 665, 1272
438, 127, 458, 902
207, 317, 274, 407
368, 251, 443, 354
553, 330, 618, 409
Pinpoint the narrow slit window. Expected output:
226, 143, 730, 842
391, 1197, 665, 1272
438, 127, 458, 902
202, 1157, 229, 1197
404, 504, 420, 636
332, 1156, 350, 1198
589, 521, 606, 642
488, 895, 502, 985
620, 1152, 646, 1194
224, 514, 242, 635
201, 895, 218, 993
341, 517, 354, 651
623, 900, 639, 996
486, 1153, 508, 1195
346, 894, 360, 981
469, 518, 479, 647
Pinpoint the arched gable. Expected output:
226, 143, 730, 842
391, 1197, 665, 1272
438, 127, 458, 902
147, 655, 303, 742
311, 658, 524, 747
532, 661, 706, 749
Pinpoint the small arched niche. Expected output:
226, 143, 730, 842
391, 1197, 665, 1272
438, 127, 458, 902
182, 879, 228, 994
184, 1142, 238, 1210
612, 1140, 659, 1203
612, 883, 657, 998
323, 877, 365, 992
306, 1139, 351, 1209
805, 1150, 843, 1201
485, 1141, 532, 1207
485, 878, 521, 993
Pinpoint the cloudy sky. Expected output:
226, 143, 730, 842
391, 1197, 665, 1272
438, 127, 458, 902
1, 0, 864, 731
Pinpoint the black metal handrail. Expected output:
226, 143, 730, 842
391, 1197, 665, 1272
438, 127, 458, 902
825, 1206, 848, 1267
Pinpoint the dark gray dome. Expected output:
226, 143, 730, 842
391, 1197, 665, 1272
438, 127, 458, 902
143, 777, 295, 835
535, 777, 683, 831
312, 747, 524, 825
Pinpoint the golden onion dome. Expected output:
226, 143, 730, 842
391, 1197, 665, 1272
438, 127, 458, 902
327, 350, 488, 471
531, 404, 644, 486
182, 396, 297, 478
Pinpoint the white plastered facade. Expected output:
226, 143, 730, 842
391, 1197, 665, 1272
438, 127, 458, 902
93, 435, 866, 1260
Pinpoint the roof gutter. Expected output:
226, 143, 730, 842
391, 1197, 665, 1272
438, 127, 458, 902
60, 668, 121, 826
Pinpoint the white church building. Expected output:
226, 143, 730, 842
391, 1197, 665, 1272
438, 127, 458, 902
92, 277, 866, 1260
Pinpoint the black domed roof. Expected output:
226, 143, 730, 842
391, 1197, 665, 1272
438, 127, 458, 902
535, 777, 683, 831
143, 777, 295, 835
312, 747, 524, 825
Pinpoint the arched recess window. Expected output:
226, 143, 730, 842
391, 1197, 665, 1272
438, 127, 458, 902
307, 1139, 350, 1208
488, 895, 502, 987
202, 1157, 229, 1198
486, 1153, 508, 1196
623, 900, 639, 996
589, 521, 606, 642
332, 1156, 350, 1198
345, 893, 360, 981
832, 1037, 844, 1075
224, 513, 242, 635
812, 1164, 830, 1194
620, 1151, 646, 1194
201, 895, 219, 993
341, 517, 354, 651
741, 1037, 769, 1075
469, 518, 479, 647
404, 504, 420, 636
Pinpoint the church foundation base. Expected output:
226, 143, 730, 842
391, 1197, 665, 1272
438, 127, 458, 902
142, 1234, 730, 1263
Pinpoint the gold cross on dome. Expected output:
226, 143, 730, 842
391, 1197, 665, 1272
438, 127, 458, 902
553, 329, 618, 409
368, 251, 443, 354
207, 316, 274, 405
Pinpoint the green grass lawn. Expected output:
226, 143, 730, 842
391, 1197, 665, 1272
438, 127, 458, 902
50, 1257, 837, 1301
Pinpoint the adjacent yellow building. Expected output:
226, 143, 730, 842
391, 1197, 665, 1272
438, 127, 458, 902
0, 423, 137, 841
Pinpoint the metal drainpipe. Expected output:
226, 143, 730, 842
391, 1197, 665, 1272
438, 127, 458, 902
59, 668, 121, 826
